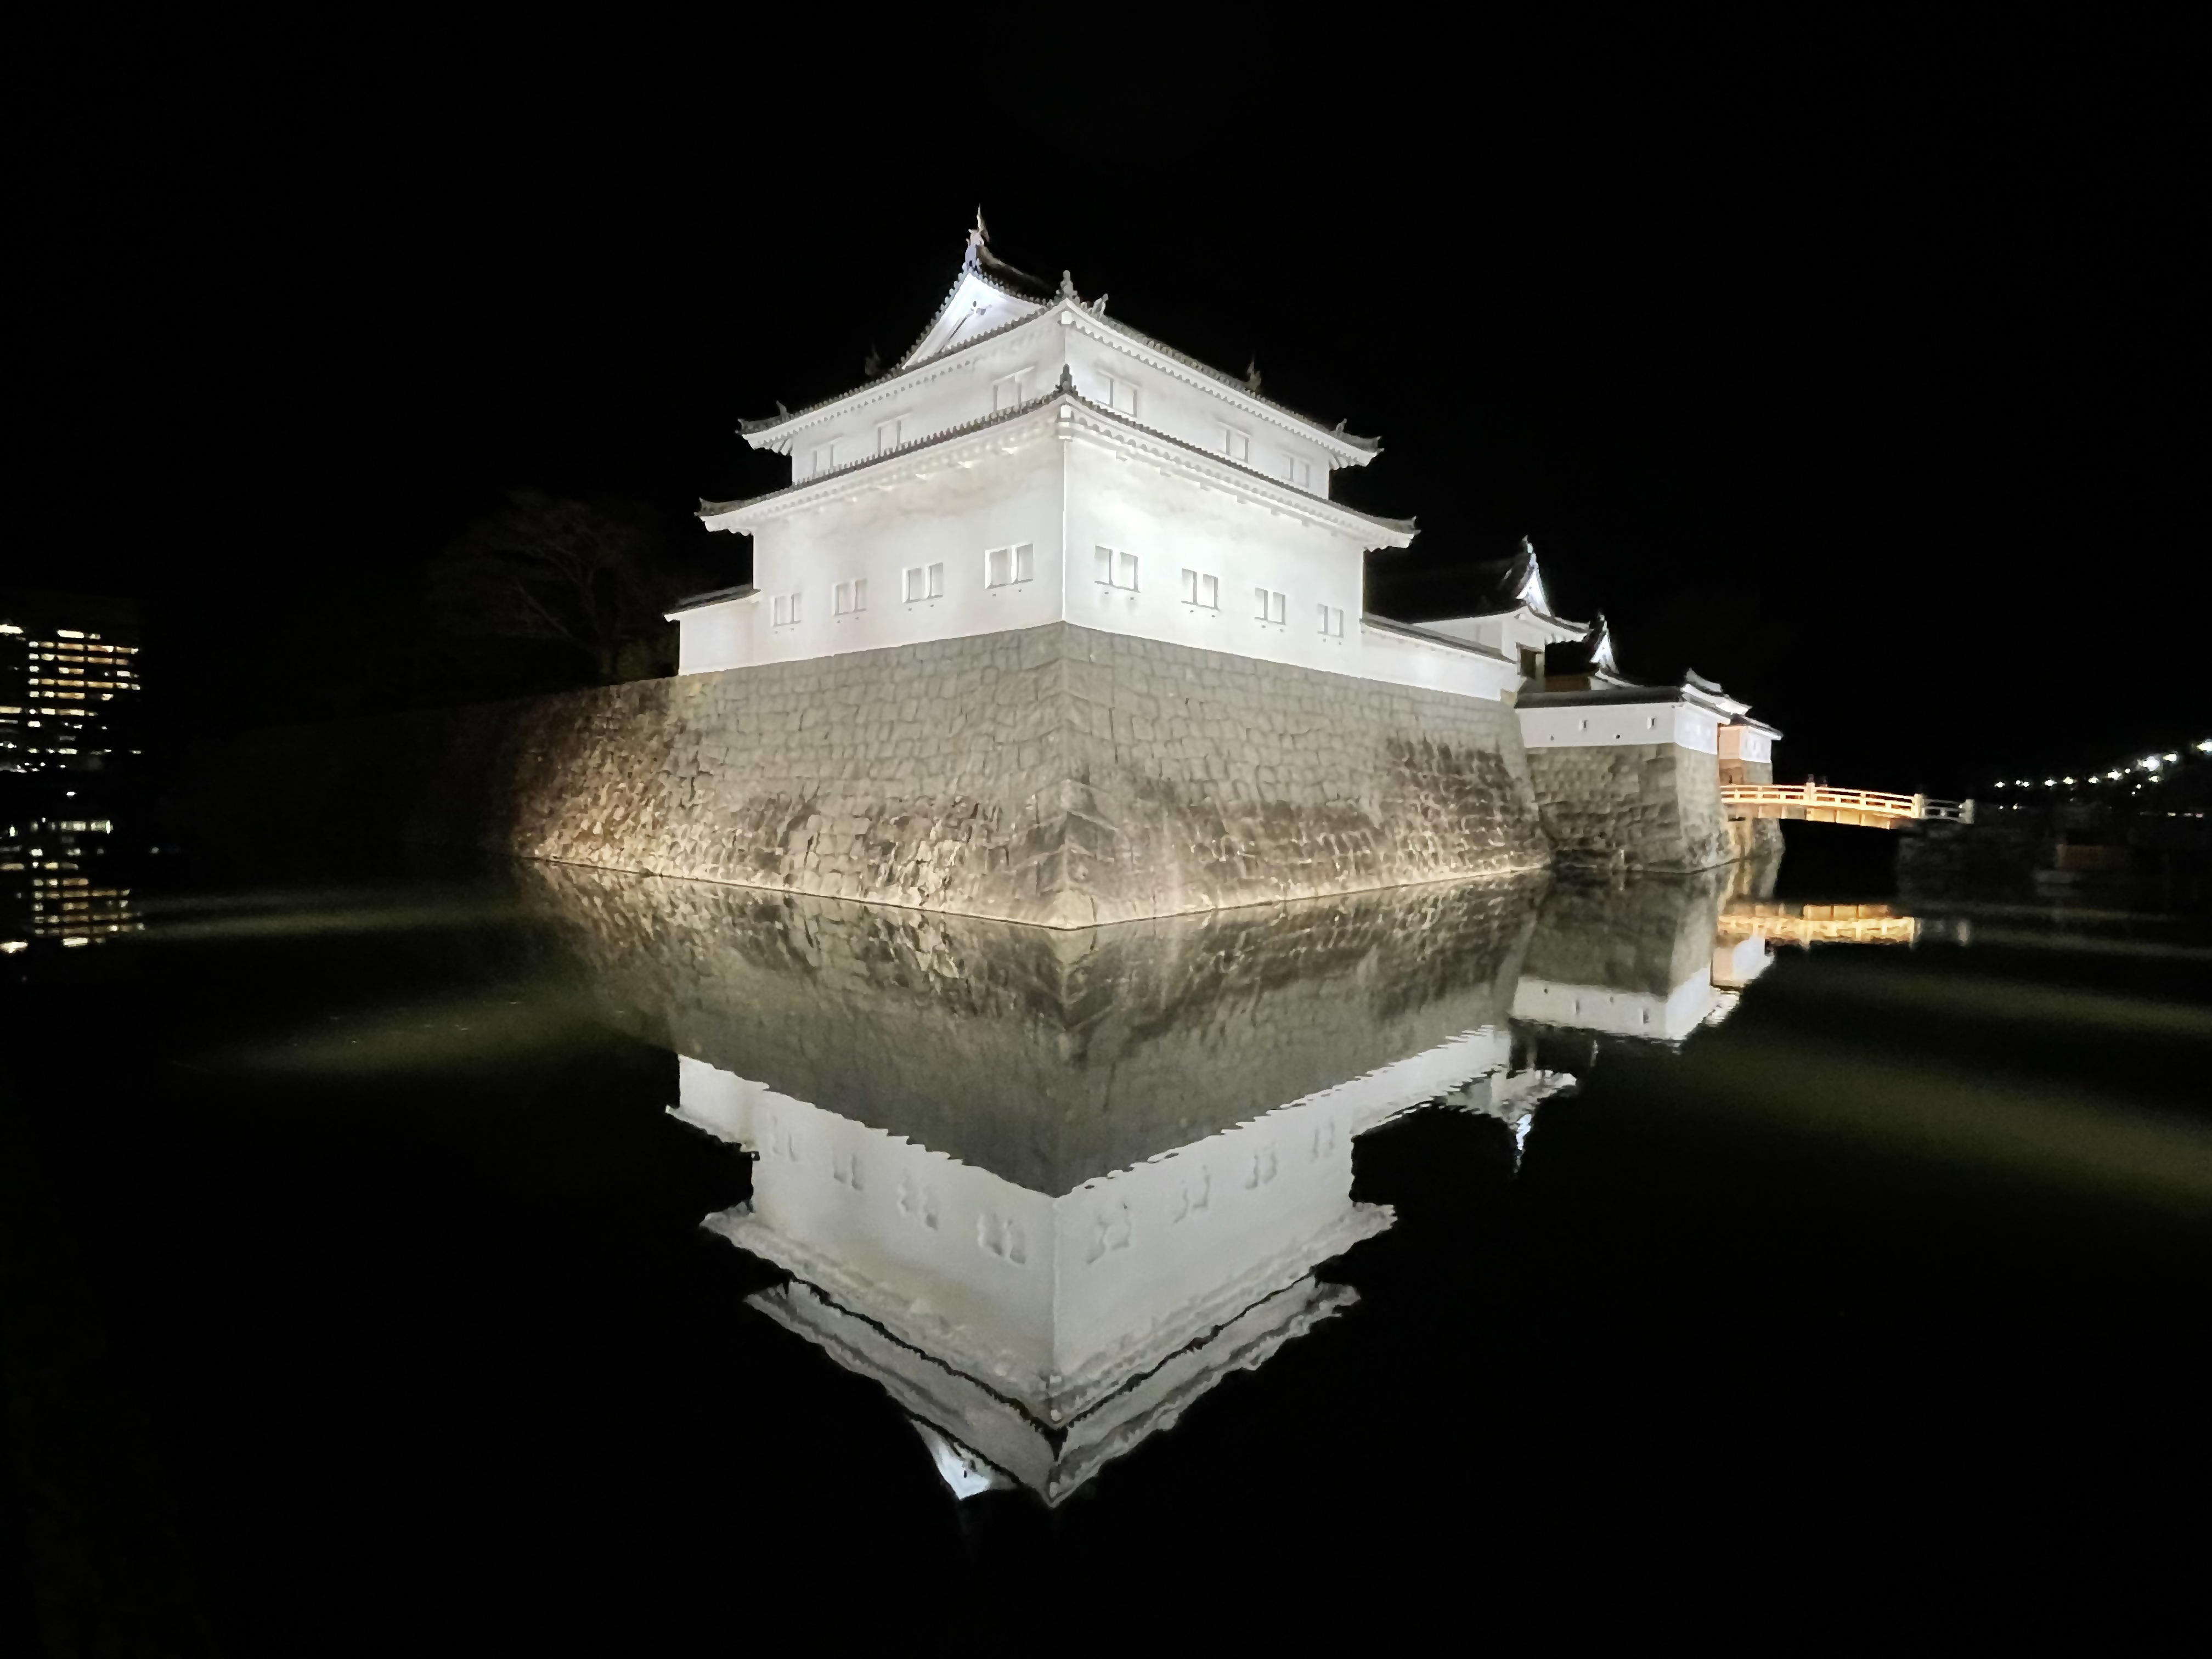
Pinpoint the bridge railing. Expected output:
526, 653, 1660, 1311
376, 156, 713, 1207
1717, 912, 1920, 945
1719, 783, 1973, 823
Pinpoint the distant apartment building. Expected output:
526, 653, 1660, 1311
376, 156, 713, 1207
0, 591, 145, 951
0, 590, 144, 782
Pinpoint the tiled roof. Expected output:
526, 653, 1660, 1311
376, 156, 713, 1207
667, 583, 755, 614
1358, 613, 1514, 663
1073, 304, 1380, 454
732, 234, 1381, 458
702, 374, 1416, 540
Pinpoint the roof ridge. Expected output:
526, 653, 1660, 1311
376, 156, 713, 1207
738, 251, 1381, 457
704, 383, 1415, 541
1063, 387, 1413, 534
743, 302, 1057, 437
1073, 304, 1381, 453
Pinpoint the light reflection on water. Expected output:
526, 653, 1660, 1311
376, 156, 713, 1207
9, 848, 2208, 1644
461, 855, 2166, 1507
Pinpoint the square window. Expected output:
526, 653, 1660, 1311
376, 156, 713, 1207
876, 419, 903, 453
1223, 428, 1250, 463
1097, 546, 1138, 590
985, 543, 1034, 588
1101, 374, 1139, 415
992, 371, 1029, 412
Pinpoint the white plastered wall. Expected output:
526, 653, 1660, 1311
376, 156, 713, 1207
1718, 723, 1774, 764
1062, 321, 1336, 496
1513, 970, 1719, 1042
1421, 608, 1586, 665
1059, 429, 1372, 679
675, 1022, 1517, 1419
674, 597, 751, 676
771, 303, 1348, 500
1519, 699, 1720, 754
714, 428, 1066, 673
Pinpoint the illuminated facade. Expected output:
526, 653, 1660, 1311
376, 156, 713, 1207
0, 595, 145, 781
674, 221, 1519, 708
0, 593, 145, 951
665, 225, 1784, 878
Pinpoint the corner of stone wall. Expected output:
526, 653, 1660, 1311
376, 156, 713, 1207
1527, 740, 1737, 873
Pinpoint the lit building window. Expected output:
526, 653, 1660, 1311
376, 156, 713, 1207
1317, 605, 1345, 638
833, 578, 867, 615
1180, 569, 1219, 610
771, 592, 803, 627
1254, 588, 1286, 624
902, 564, 945, 603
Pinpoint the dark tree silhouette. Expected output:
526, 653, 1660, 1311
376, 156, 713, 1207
428, 491, 680, 684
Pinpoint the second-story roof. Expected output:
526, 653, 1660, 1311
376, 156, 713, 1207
699, 368, 1415, 544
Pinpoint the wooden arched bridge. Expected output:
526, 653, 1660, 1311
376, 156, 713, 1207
1717, 902, 1920, 946
1720, 782, 1974, 831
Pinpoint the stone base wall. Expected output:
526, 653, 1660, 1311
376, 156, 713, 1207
1526, 742, 1735, 872
1719, 757, 1786, 861
194, 622, 1550, 928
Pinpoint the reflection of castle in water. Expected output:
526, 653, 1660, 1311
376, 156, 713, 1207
518, 858, 1910, 1504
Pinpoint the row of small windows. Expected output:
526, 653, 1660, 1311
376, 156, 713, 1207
1117, 550, 1342, 635
765, 546, 1348, 637
801, 369, 1321, 490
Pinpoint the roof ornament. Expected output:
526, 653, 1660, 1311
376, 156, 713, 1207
775, 399, 790, 417
1585, 609, 1616, 669
964, 208, 989, 272
1093, 293, 1108, 315
1055, 363, 1077, 396
1058, 270, 1077, 298
1244, 357, 1263, 393
862, 344, 883, 378
1513, 537, 1548, 610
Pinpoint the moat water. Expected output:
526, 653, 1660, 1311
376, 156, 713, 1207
3, 832, 2205, 1649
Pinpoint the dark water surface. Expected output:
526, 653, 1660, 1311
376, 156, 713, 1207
3, 843, 2206, 1650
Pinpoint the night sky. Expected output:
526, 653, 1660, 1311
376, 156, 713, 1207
18, 27, 2198, 799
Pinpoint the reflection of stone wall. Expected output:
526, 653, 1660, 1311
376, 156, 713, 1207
1719, 758, 1786, 861
1519, 868, 1731, 997
1526, 743, 1734, 871
516, 862, 1541, 1191
196, 622, 1548, 927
